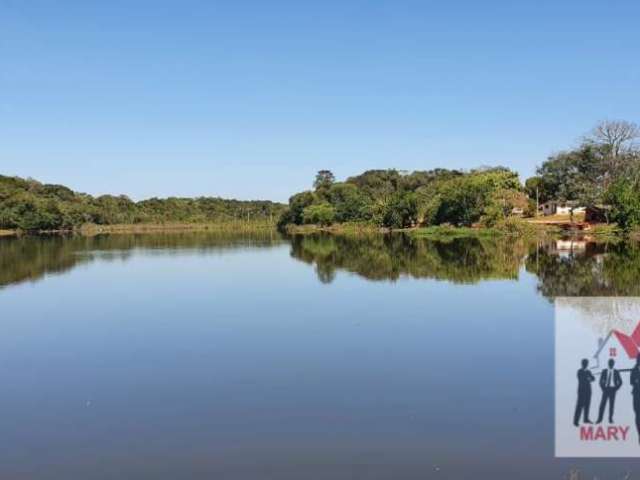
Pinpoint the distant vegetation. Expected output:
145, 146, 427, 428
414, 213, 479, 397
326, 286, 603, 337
3, 120, 639, 234
280, 120, 640, 232
0, 175, 286, 232
279, 167, 530, 230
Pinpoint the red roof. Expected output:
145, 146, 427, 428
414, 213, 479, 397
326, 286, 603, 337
613, 330, 639, 359
631, 321, 640, 346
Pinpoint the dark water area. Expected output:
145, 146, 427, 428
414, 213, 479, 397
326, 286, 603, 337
1, 232, 640, 479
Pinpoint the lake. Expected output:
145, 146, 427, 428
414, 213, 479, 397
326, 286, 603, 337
1, 232, 639, 479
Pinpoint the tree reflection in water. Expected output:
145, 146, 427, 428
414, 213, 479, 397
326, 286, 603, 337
0, 231, 284, 289
525, 239, 640, 298
288, 233, 527, 284
2, 232, 640, 304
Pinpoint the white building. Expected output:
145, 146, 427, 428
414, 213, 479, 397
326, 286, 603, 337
539, 201, 586, 216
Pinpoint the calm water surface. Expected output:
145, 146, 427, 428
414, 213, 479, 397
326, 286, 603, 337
1, 232, 640, 479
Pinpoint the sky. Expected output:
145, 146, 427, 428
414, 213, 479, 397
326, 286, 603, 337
1, 1, 639, 202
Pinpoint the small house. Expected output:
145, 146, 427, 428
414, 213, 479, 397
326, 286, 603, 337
539, 200, 585, 216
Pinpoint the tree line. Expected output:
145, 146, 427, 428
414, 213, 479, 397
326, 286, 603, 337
280, 120, 640, 230
0, 175, 286, 231
278, 167, 529, 229
3, 120, 638, 233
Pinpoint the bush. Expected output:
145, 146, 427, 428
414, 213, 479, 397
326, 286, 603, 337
328, 183, 371, 222
302, 203, 336, 226
381, 192, 417, 228
606, 180, 640, 231
435, 170, 521, 226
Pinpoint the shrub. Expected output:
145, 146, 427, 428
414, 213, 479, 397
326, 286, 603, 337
302, 203, 336, 226
606, 180, 640, 231
381, 192, 418, 228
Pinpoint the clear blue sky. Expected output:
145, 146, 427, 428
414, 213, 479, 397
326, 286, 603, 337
2, 1, 639, 202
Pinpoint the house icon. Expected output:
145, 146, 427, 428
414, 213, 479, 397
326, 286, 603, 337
593, 320, 640, 372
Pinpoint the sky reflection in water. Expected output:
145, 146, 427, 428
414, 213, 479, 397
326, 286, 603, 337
1, 232, 639, 479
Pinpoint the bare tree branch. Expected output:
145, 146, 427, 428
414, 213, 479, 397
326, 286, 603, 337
588, 119, 640, 157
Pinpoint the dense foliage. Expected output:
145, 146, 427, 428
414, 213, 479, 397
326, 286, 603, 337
528, 120, 640, 228
0, 175, 286, 231
606, 179, 640, 230
279, 167, 527, 228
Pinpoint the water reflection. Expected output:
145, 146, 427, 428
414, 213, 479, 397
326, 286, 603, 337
2, 232, 640, 300
289, 234, 640, 298
0, 231, 284, 289
525, 240, 640, 298
2, 231, 640, 478
288, 234, 527, 284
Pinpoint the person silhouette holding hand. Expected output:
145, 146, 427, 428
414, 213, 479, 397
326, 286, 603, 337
596, 358, 622, 424
631, 355, 640, 443
574, 358, 595, 427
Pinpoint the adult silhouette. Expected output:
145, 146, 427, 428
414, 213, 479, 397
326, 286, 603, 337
574, 358, 595, 426
596, 358, 622, 424
631, 355, 640, 443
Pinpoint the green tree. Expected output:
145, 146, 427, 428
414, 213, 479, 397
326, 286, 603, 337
481, 188, 529, 227
313, 170, 335, 200
327, 182, 370, 222
435, 169, 521, 226
530, 121, 640, 209
346, 169, 402, 201
524, 176, 552, 205
606, 179, 640, 230
285, 191, 316, 225
381, 192, 417, 228
302, 203, 336, 226
535, 144, 608, 207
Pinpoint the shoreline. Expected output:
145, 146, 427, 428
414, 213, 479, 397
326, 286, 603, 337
0, 222, 279, 237
284, 221, 626, 239
1, 221, 632, 241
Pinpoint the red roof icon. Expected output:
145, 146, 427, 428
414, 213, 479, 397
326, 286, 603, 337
611, 321, 640, 359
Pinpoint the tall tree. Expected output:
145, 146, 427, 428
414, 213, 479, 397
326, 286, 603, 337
313, 170, 335, 191
586, 120, 640, 189
588, 120, 639, 158
532, 120, 640, 208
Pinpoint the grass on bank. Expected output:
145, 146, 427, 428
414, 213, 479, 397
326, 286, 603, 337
284, 222, 383, 235
1, 221, 278, 237
2, 218, 632, 241
410, 219, 550, 238
526, 212, 587, 223
410, 225, 505, 238
285, 220, 543, 238
79, 222, 277, 235
284, 217, 631, 240
412, 223, 626, 239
